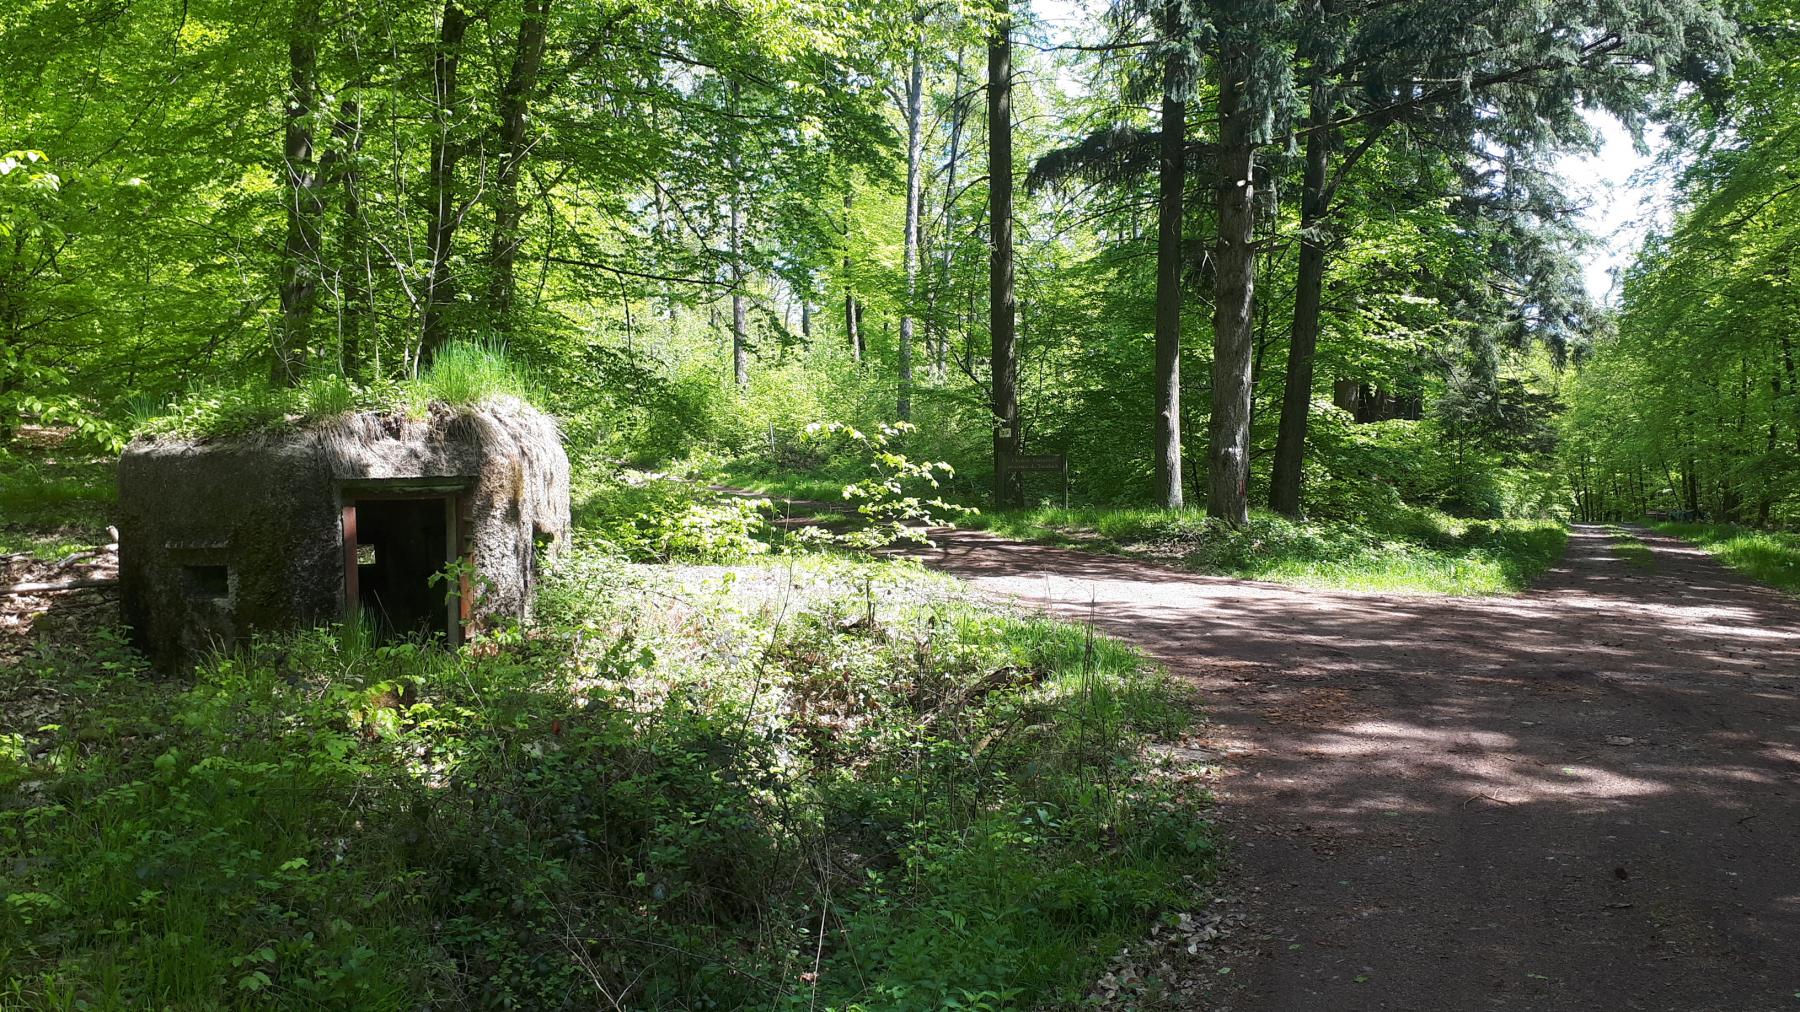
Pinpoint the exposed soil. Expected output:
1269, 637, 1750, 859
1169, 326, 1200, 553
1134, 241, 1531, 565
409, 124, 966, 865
892, 523, 1800, 1011
1, 547, 118, 667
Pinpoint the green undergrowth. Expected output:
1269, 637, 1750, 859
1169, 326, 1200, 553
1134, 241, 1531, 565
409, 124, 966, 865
572, 465, 778, 563
0, 549, 1215, 1009
0, 449, 115, 559
129, 340, 540, 442
1605, 526, 1655, 570
716, 460, 866, 506
970, 505, 1567, 595
1654, 521, 1800, 593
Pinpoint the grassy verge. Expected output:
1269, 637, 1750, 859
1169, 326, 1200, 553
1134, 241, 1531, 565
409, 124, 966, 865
1654, 521, 1800, 593
713, 460, 854, 506
0, 449, 115, 559
0, 546, 1215, 1008
968, 506, 1567, 595
1605, 526, 1655, 570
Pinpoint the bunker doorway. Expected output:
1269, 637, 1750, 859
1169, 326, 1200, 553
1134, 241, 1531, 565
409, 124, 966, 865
342, 494, 463, 644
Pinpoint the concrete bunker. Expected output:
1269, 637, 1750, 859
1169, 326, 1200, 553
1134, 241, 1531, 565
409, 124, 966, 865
118, 400, 571, 669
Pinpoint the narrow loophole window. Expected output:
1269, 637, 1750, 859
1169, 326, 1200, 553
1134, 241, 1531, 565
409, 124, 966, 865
185, 564, 229, 598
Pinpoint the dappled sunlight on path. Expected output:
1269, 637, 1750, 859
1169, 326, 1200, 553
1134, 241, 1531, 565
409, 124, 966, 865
896, 523, 1800, 1011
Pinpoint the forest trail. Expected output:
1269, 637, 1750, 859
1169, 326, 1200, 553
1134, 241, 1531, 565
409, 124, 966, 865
893, 523, 1800, 1010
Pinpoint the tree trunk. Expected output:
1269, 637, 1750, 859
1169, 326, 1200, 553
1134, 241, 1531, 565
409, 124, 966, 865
274, 0, 324, 386
1206, 43, 1256, 526
1780, 334, 1800, 452
844, 191, 863, 363
1270, 83, 1330, 517
931, 48, 968, 383
729, 81, 749, 388
988, 8, 1020, 504
333, 100, 370, 377
1765, 355, 1784, 525
730, 192, 748, 387
488, 0, 551, 327
846, 292, 863, 361
1761, 421, 1778, 524
1151, 0, 1186, 511
420, 0, 470, 368
898, 32, 925, 421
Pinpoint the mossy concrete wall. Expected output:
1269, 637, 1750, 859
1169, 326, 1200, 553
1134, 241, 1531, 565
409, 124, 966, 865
118, 400, 570, 669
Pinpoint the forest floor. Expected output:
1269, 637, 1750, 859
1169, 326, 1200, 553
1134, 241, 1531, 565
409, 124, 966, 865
885, 522, 1800, 1010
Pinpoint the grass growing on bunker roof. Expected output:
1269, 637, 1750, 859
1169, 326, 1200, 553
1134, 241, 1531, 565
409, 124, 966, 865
129, 340, 541, 441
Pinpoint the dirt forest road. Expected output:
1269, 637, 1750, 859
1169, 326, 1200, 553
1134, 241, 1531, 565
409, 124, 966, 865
897, 524, 1800, 1011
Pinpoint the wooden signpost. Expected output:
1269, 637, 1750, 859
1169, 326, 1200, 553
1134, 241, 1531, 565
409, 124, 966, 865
996, 452, 1069, 508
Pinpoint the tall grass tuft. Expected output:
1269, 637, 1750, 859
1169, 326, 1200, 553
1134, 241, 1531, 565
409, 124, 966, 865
295, 372, 361, 420
415, 338, 537, 409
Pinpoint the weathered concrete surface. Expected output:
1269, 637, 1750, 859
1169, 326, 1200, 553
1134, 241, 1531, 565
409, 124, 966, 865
119, 399, 569, 668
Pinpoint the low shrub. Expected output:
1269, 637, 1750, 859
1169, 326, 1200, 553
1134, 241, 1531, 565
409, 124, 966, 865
0, 554, 1214, 1009
571, 467, 774, 562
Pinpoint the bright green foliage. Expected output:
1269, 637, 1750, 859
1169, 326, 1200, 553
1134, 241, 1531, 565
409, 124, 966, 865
799, 421, 975, 547
1562, 0, 1800, 525
0, 449, 114, 559
3, 0, 1678, 530
0, 0, 987, 430
1303, 409, 1567, 523
0, 551, 1213, 1008
572, 468, 776, 562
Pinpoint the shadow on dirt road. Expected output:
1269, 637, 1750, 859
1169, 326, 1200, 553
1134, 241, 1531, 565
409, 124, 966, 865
896, 523, 1800, 1011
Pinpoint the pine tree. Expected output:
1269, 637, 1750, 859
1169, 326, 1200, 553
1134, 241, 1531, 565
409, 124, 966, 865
1266, 0, 1740, 516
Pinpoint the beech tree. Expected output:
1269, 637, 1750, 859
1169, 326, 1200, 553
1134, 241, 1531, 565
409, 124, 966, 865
989, 0, 1020, 502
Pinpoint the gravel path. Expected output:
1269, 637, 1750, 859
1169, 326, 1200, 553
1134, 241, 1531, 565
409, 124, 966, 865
896, 523, 1800, 1011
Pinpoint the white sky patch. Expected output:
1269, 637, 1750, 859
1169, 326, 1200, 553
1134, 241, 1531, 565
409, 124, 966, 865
1030, 0, 1104, 101
1555, 112, 1671, 304
1031, 0, 1098, 47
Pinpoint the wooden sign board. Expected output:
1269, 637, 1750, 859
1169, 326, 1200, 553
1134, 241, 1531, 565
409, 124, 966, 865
996, 452, 1069, 507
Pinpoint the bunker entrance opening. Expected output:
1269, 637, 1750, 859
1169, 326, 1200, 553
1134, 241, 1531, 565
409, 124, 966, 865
344, 495, 458, 643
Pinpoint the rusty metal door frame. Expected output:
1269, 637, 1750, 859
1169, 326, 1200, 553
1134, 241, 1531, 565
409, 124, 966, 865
339, 484, 468, 646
